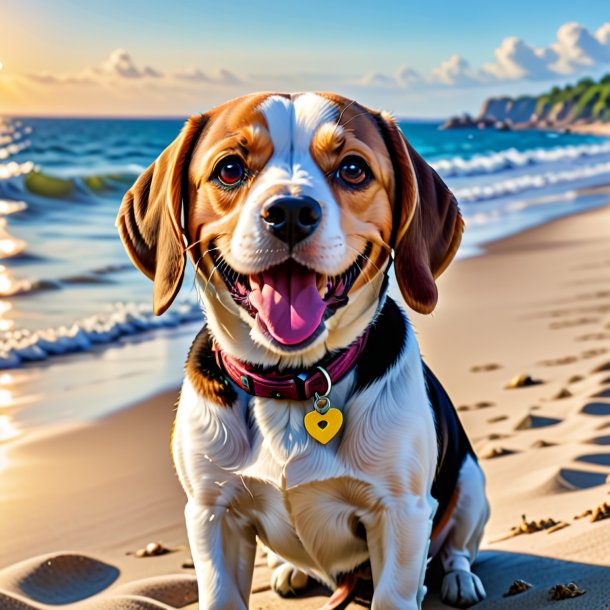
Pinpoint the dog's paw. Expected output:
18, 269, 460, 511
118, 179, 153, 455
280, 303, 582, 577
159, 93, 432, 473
271, 563, 309, 597
441, 570, 486, 608
265, 549, 284, 569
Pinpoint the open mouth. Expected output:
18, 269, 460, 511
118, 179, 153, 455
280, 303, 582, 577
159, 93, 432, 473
211, 242, 372, 348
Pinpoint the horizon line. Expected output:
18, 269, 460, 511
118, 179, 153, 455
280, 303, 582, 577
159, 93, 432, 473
0, 111, 446, 123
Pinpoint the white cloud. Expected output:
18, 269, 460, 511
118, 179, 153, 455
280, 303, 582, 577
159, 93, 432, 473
175, 67, 241, 85
430, 54, 480, 86
482, 37, 557, 81
482, 22, 610, 83
597, 23, 610, 46
11, 21, 610, 108
92, 49, 163, 80
354, 71, 400, 88
350, 66, 423, 89
396, 66, 423, 87
549, 22, 610, 74
352, 21, 610, 93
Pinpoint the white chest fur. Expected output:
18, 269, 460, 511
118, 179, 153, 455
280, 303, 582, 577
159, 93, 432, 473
171, 330, 438, 585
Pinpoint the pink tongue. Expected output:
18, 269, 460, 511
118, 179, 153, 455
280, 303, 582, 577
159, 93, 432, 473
249, 261, 326, 345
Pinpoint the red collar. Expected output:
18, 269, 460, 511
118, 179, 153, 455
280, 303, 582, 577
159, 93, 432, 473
214, 332, 369, 401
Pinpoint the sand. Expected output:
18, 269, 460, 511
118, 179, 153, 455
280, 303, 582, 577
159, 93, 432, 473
569, 122, 610, 137
1, 201, 610, 609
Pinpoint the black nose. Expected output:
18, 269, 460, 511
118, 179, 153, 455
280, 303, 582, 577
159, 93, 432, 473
262, 196, 322, 248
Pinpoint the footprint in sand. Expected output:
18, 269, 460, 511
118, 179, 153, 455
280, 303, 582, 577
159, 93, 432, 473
0, 554, 119, 605
539, 356, 578, 366
0, 555, 199, 610
591, 361, 610, 374
515, 414, 562, 430
581, 402, 610, 416
557, 468, 609, 491
113, 575, 198, 607
457, 401, 496, 412
587, 435, 610, 445
488, 415, 508, 423
470, 363, 502, 373
550, 317, 599, 330
552, 388, 572, 399
0, 590, 43, 610
577, 332, 610, 341
87, 598, 176, 609
575, 453, 610, 468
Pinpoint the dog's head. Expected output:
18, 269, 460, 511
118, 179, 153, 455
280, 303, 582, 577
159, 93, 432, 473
117, 93, 462, 364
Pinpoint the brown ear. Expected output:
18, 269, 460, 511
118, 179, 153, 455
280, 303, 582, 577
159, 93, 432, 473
116, 115, 206, 315
375, 112, 464, 314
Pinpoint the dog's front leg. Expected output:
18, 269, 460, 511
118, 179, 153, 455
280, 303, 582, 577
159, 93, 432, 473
185, 499, 256, 610
363, 494, 436, 610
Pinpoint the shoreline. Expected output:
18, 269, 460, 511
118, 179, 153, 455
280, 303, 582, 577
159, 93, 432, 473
1, 199, 609, 608
2, 183, 610, 444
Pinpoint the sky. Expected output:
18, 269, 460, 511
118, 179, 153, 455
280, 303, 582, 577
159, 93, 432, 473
0, 0, 609, 118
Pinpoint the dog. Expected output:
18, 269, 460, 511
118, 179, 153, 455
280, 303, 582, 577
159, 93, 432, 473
117, 92, 489, 610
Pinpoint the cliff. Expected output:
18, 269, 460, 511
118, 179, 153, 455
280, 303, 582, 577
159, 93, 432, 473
441, 74, 610, 131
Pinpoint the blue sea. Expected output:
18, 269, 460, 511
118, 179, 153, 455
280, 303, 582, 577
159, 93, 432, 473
1, 115, 610, 443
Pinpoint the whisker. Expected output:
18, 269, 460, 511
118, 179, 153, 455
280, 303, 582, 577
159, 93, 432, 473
346, 247, 377, 284
345, 243, 384, 277
353, 233, 393, 255
340, 111, 374, 129
336, 100, 356, 127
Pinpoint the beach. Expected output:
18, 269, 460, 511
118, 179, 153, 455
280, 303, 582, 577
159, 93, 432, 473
1, 195, 609, 609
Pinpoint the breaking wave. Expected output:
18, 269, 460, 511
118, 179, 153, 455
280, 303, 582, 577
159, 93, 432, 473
453, 160, 610, 203
0, 299, 203, 369
433, 141, 610, 178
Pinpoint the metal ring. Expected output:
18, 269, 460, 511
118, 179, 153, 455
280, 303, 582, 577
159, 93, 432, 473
313, 392, 331, 414
316, 366, 332, 397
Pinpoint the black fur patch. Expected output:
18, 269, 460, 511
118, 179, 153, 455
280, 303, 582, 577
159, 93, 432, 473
425, 363, 475, 527
353, 297, 408, 392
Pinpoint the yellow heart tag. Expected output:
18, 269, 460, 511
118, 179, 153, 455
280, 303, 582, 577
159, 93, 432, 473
304, 407, 343, 444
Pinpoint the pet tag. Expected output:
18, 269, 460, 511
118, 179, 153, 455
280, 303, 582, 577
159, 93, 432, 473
304, 367, 343, 444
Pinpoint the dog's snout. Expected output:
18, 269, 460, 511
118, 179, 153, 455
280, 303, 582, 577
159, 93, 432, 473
262, 196, 322, 247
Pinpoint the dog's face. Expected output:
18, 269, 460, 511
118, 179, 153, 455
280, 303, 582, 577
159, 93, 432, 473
117, 92, 463, 362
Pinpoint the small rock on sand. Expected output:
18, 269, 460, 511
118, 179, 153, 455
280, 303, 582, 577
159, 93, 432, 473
503, 579, 533, 597
531, 439, 555, 448
505, 374, 542, 389
480, 446, 515, 459
548, 582, 585, 600
134, 542, 172, 558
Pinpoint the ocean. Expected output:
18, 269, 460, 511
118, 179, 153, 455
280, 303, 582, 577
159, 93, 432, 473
1, 115, 609, 442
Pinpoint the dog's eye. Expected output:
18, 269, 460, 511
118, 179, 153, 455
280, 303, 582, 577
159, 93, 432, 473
337, 156, 370, 187
214, 156, 245, 187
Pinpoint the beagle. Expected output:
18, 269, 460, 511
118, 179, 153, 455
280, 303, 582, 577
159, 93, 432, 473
117, 92, 489, 609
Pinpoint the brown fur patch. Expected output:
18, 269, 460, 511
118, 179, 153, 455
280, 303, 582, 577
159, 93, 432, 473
185, 326, 237, 407
309, 96, 395, 295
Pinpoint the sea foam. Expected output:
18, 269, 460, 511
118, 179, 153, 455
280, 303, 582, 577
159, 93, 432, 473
433, 141, 610, 178
0, 300, 203, 369
454, 160, 610, 202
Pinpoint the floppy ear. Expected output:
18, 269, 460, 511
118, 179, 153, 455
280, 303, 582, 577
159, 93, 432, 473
375, 112, 464, 314
116, 115, 206, 315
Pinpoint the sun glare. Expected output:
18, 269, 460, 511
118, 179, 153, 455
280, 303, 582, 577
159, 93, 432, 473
0, 61, 3, 72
